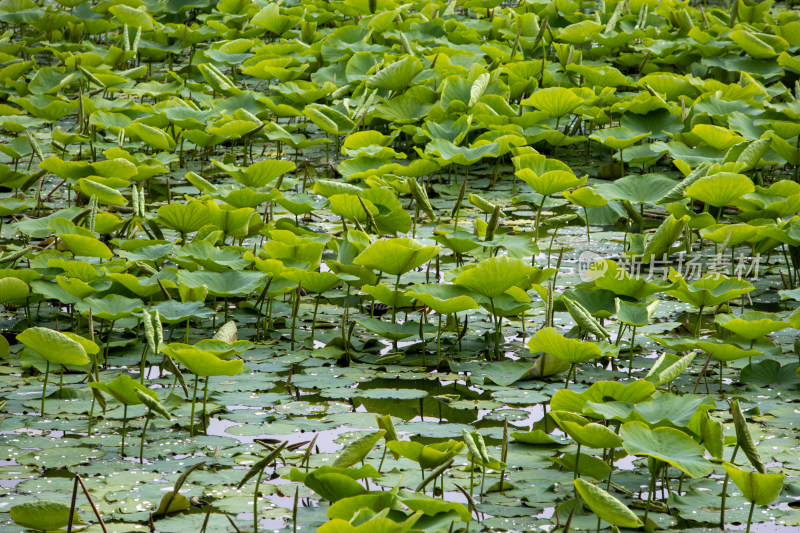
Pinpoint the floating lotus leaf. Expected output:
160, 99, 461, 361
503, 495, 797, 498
10, 500, 83, 532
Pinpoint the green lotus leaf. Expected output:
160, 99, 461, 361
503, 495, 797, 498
167, 347, 244, 377
108, 4, 154, 30
699, 224, 759, 247
620, 421, 713, 477
550, 380, 655, 414
356, 318, 435, 341
590, 126, 649, 150
516, 169, 586, 197
354, 238, 440, 277
667, 271, 754, 309
556, 20, 604, 44
177, 270, 265, 298
333, 430, 386, 469
17, 327, 89, 366
281, 269, 340, 294
690, 124, 746, 151
317, 517, 399, 533
76, 294, 143, 321
595, 174, 678, 205
263, 231, 325, 270
557, 419, 623, 449
421, 139, 502, 166
615, 298, 658, 327
10, 500, 84, 532
729, 30, 778, 59
157, 201, 211, 236
684, 172, 755, 208
574, 479, 643, 528
714, 311, 788, 339
585, 393, 713, 431
741, 359, 800, 388
126, 122, 175, 151
58, 234, 113, 259
646, 351, 698, 386
563, 187, 608, 208
89, 374, 157, 406
134, 389, 171, 420
386, 439, 465, 470
405, 284, 479, 315
588, 260, 674, 299
454, 256, 534, 299
527, 327, 602, 363
0, 277, 28, 303
304, 104, 354, 136
361, 284, 414, 308
723, 464, 784, 505
329, 194, 379, 222
367, 55, 423, 93
695, 339, 763, 362
522, 87, 585, 118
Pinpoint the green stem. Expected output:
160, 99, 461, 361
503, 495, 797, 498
436, 314, 443, 368
392, 273, 401, 324
121, 404, 128, 457
573, 443, 582, 501
202, 376, 210, 435
139, 412, 151, 464
490, 298, 500, 361
41, 360, 49, 417
745, 501, 756, 533
565, 363, 575, 389
139, 344, 149, 384
720, 444, 740, 529
534, 196, 546, 245
694, 306, 704, 338
311, 293, 321, 342
644, 461, 661, 524
190, 374, 199, 437
253, 467, 265, 533
628, 326, 637, 377
584, 207, 590, 243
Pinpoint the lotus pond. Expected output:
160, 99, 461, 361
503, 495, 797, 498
1, 0, 800, 531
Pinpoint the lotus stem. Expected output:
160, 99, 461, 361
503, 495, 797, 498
41, 360, 49, 417
139, 412, 151, 464
202, 376, 210, 434
720, 444, 740, 529
392, 273, 401, 324
139, 343, 149, 384
311, 293, 321, 342
744, 501, 756, 533
565, 363, 575, 389
121, 404, 127, 457
694, 306, 704, 337
573, 443, 582, 502
253, 467, 265, 533
190, 374, 199, 437
584, 207, 591, 242
489, 298, 500, 360
534, 196, 546, 245
628, 326, 637, 377
436, 314, 443, 368
644, 460, 662, 524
